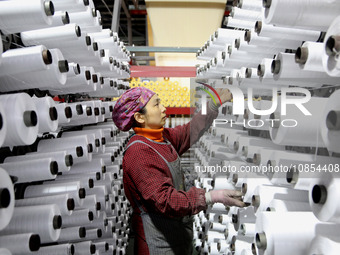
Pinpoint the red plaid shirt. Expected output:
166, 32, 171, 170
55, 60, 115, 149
122, 103, 219, 254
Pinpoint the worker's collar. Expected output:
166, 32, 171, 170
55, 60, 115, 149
133, 127, 164, 142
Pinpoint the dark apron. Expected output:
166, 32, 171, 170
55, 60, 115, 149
124, 138, 193, 255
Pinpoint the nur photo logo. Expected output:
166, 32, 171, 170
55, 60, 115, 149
195, 82, 222, 115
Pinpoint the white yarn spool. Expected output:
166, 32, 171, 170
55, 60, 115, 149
212, 175, 235, 190
19, 150, 73, 173
246, 100, 283, 131
62, 209, 94, 228
53, 0, 88, 12
96, 171, 114, 191
208, 243, 220, 255
87, 29, 113, 42
95, 56, 113, 76
93, 100, 105, 123
322, 16, 340, 77
50, 11, 69, 26
263, 0, 340, 31
89, 83, 119, 98
94, 152, 114, 166
0, 158, 58, 184
231, 7, 262, 22
270, 97, 328, 147
224, 17, 255, 30
37, 135, 92, 163
309, 172, 340, 223
82, 228, 102, 241
15, 193, 74, 216
226, 132, 248, 150
234, 136, 281, 156
57, 34, 92, 56
0, 233, 40, 253
66, 158, 105, 175
246, 30, 303, 50
34, 243, 74, 255
0, 93, 38, 147
230, 235, 253, 255
64, 102, 85, 122
21, 24, 81, 47
66, 101, 98, 125
239, 145, 263, 160
223, 52, 260, 72
1, 204, 62, 243
31, 96, 58, 133
49, 175, 94, 190
205, 231, 225, 244
266, 149, 328, 171
252, 185, 309, 213
234, 206, 256, 231
76, 195, 104, 212
237, 0, 262, 11
0, 49, 68, 91
210, 222, 227, 233
232, 171, 263, 190
37, 48, 68, 88
228, 45, 265, 63
87, 185, 108, 207
73, 241, 96, 255
240, 249, 252, 255
255, 212, 320, 255
24, 181, 86, 206
255, 20, 321, 42
68, 7, 96, 26
308, 235, 340, 255
76, 194, 101, 215
61, 132, 98, 153
295, 41, 325, 72
67, 62, 81, 78
93, 241, 109, 254
271, 154, 340, 190
254, 145, 276, 166
0, 168, 15, 231
273, 52, 339, 86
266, 199, 311, 212
96, 37, 119, 56
0, 45, 51, 77
106, 165, 120, 178
257, 57, 275, 84
64, 66, 97, 93
320, 89, 340, 153
225, 222, 237, 244
58, 226, 86, 242
211, 126, 232, 139
209, 144, 235, 160
228, 207, 239, 217
0, 0, 54, 34
239, 223, 256, 237
63, 65, 92, 89
54, 102, 72, 125
235, 37, 280, 55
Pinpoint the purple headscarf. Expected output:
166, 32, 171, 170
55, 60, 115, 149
112, 87, 155, 131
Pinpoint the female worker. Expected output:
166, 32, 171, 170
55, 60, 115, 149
112, 86, 244, 255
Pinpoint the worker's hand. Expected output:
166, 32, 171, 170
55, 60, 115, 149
206, 189, 245, 207
215, 88, 232, 106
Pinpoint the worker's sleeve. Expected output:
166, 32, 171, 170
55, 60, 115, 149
163, 100, 219, 156
123, 144, 207, 217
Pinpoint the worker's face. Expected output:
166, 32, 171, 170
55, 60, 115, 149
137, 94, 167, 129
